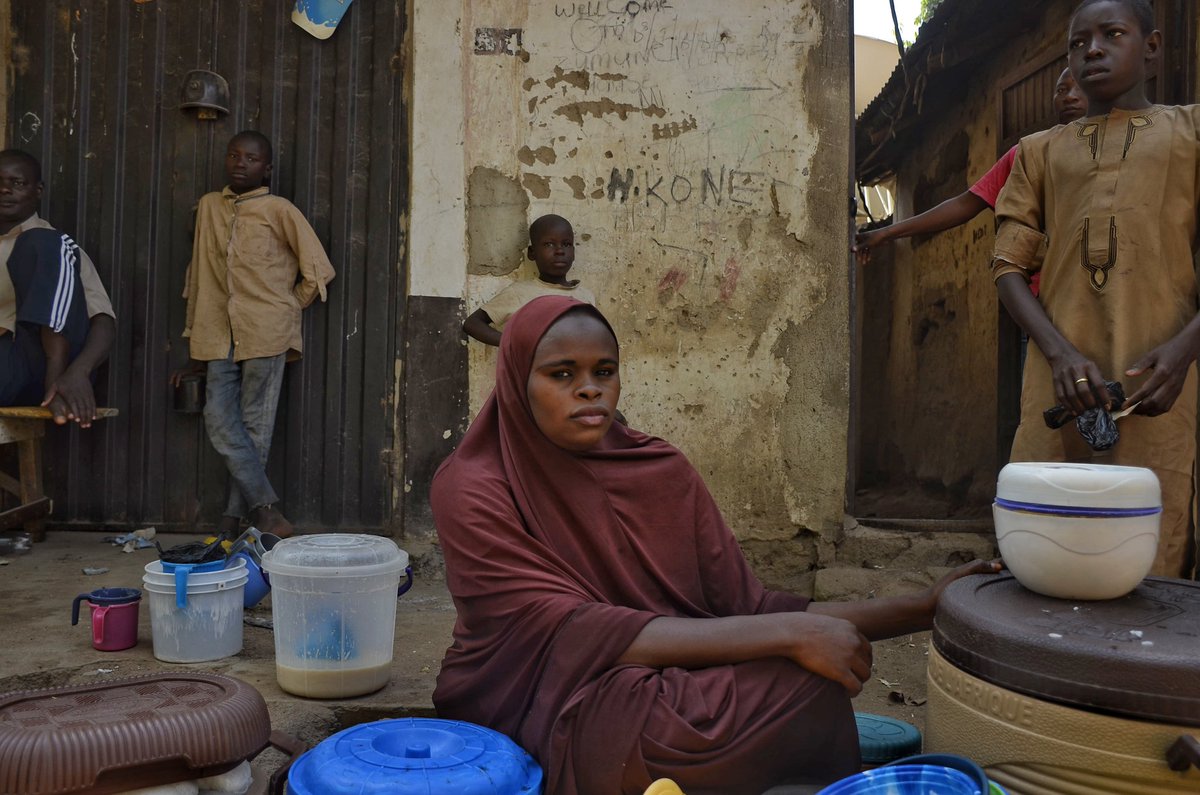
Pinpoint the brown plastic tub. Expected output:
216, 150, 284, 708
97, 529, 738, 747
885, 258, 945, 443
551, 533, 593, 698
0, 672, 303, 795
926, 574, 1200, 793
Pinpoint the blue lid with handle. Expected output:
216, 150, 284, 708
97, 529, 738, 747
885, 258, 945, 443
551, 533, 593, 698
160, 558, 226, 608
286, 718, 543, 795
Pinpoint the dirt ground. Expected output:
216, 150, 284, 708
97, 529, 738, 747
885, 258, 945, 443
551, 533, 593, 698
0, 530, 938, 792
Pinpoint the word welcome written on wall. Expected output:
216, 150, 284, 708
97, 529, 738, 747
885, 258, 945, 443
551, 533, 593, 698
555, 1, 784, 72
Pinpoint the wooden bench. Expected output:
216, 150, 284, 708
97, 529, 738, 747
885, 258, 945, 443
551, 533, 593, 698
0, 406, 119, 541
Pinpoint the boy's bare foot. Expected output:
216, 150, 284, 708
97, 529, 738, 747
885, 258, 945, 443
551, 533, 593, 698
216, 515, 241, 538
251, 504, 294, 539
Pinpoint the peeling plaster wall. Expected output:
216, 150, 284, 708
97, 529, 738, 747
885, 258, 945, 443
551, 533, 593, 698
405, 0, 470, 534
410, 1, 467, 299
861, 6, 1071, 507
413, 0, 852, 566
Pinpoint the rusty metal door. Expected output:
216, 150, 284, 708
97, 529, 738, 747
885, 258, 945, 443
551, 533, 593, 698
7, 0, 407, 532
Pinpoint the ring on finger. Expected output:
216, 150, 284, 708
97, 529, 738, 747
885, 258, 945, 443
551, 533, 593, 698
1073, 377, 1089, 385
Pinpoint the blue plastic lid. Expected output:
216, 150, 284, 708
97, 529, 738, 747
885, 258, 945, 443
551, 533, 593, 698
854, 713, 922, 765
159, 558, 226, 573
818, 765, 982, 795
70, 587, 142, 626
286, 718, 543, 795
83, 587, 142, 605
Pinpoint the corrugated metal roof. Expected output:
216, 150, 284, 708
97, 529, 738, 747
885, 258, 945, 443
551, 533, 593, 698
855, 0, 1052, 184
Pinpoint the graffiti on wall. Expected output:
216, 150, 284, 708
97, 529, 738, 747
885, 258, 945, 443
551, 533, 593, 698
555, 2, 782, 71
494, 0, 816, 307
516, 2, 802, 226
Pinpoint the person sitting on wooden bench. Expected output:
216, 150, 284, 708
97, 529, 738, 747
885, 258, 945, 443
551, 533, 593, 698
0, 149, 114, 426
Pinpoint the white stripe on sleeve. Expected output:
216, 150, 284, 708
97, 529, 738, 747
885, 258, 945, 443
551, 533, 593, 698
49, 234, 78, 332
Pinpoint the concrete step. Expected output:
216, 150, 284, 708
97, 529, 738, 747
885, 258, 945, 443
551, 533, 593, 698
814, 523, 1000, 601
836, 523, 998, 571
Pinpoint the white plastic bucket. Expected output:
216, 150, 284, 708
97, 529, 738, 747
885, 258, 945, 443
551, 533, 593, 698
143, 558, 248, 663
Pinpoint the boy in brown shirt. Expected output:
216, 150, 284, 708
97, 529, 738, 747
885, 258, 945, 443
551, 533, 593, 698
463, 214, 595, 346
171, 131, 334, 537
993, 0, 1198, 576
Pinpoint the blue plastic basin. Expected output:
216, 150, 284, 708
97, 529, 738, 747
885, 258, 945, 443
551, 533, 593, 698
818, 764, 982, 795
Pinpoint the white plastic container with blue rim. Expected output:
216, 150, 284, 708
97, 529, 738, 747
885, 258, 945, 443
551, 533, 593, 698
285, 718, 543, 795
993, 463, 1160, 600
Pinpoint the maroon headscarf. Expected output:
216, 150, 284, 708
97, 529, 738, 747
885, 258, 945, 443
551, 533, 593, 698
432, 296, 809, 792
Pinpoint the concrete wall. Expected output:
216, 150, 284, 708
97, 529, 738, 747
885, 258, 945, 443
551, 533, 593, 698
402, 0, 471, 534
858, 3, 1071, 508
408, 0, 853, 577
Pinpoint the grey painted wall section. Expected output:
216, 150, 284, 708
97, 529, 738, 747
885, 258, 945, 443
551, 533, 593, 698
401, 294, 469, 536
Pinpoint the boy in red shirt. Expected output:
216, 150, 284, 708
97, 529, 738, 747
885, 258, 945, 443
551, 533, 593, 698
854, 67, 1085, 280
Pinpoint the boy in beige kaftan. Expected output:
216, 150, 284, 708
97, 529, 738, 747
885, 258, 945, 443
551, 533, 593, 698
992, 105, 1200, 577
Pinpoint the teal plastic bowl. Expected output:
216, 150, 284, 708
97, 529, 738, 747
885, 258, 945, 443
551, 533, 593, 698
854, 713, 921, 765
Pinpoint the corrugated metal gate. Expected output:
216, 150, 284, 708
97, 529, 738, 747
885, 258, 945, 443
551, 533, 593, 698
7, 0, 407, 532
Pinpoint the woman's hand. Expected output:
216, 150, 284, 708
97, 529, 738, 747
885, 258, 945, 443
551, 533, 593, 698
618, 612, 871, 694
916, 558, 1004, 615
784, 613, 873, 696
811, 559, 1003, 643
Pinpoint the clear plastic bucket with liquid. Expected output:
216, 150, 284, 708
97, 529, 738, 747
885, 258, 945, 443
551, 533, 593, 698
261, 534, 411, 698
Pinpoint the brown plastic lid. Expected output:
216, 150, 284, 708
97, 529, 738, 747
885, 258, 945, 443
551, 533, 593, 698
933, 574, 1200, 727
0, 672, 271, 795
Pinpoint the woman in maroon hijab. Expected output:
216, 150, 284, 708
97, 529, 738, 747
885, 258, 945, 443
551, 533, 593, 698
432, 296, 996, 795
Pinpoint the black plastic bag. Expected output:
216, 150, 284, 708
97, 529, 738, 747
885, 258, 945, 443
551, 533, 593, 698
155, 533, 227, 564
1042, 380, 1126, 452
